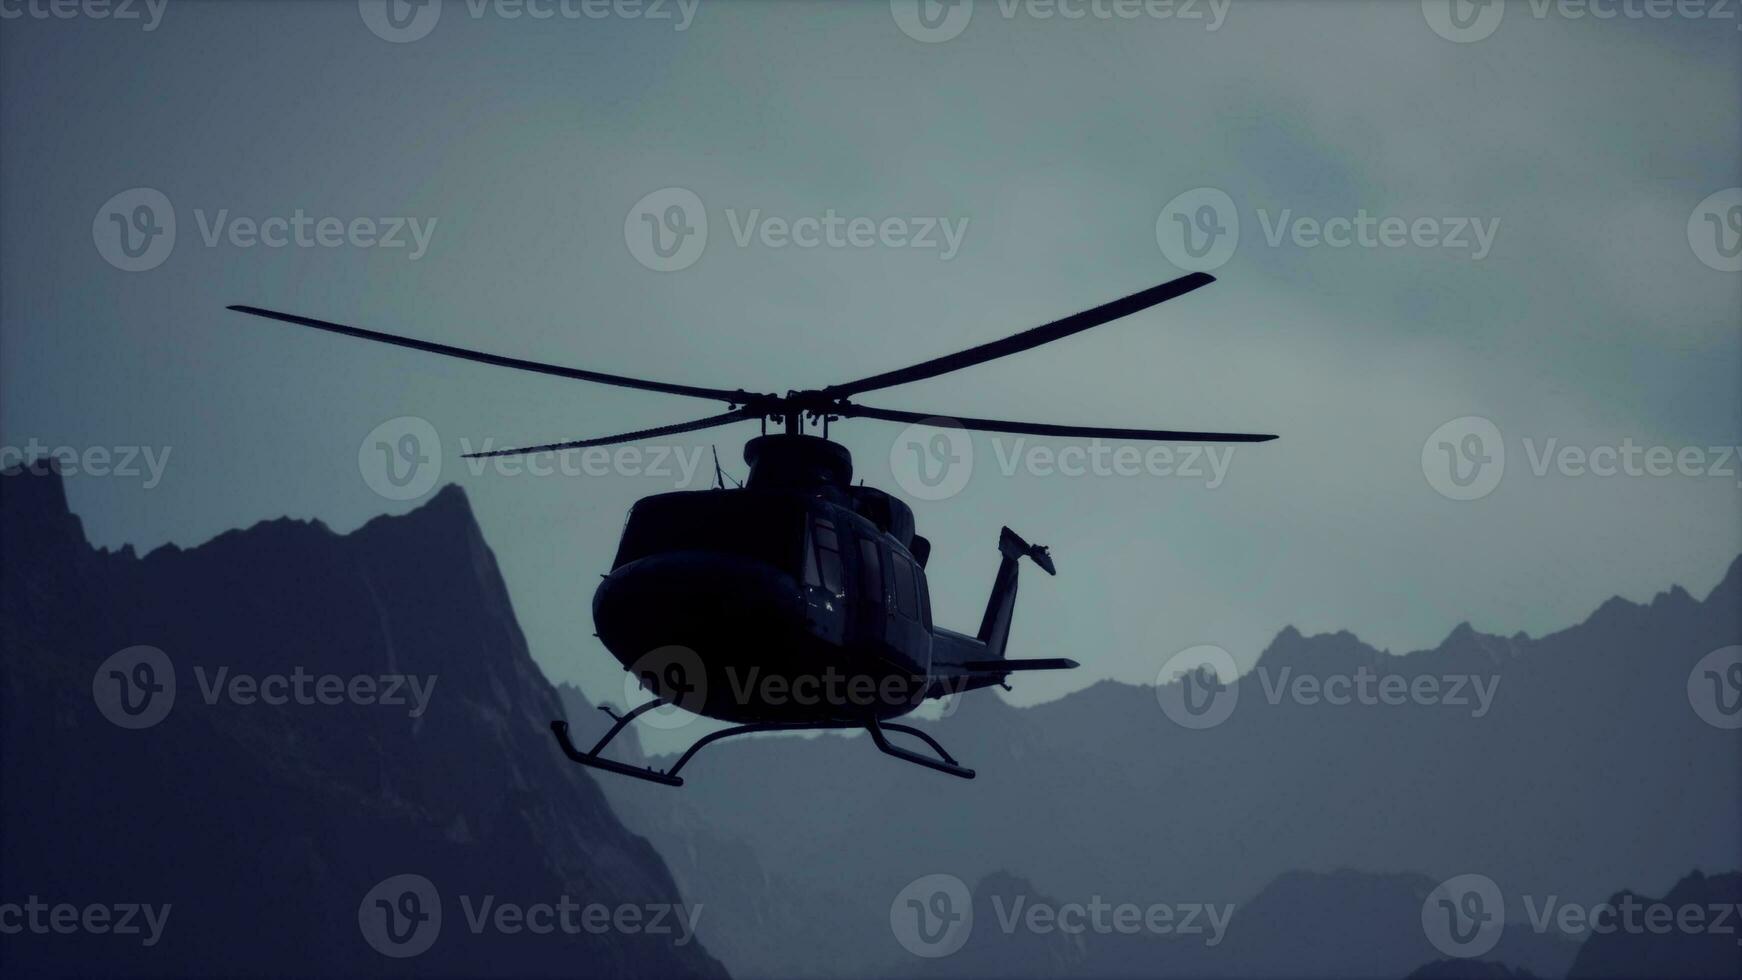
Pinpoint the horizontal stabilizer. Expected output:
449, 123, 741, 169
961, 658, 1080, 672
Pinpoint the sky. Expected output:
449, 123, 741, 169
3, 0, 1739, 748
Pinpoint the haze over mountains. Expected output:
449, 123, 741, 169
579, 543, 1742, 977
4, 464, 1737, 978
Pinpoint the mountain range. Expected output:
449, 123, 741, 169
574, 543, 1742, 977
0, 464, 723, 977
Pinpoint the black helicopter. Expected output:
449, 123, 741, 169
227, 271, 1274, 786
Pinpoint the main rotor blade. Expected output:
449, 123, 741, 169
819, 272, 1217, 399
841, 403, 1276, 443
462, 408, 759, 459
226, 305, 754, 403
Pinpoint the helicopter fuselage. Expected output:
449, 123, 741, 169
593, 483, 942, 724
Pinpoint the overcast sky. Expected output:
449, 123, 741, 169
4, 0, 1738, 745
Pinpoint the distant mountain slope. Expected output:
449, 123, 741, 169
0, 465, 724, 978
578, 548, 1741, 978
879, 869, 1576, 980
1564, 871, 1742, 979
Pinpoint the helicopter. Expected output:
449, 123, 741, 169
226, 270, 1274, 786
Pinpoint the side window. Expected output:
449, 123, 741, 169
808, 519, 843, 593
890, 556, 919, 619
914, 564, 931, 626
857, 538, 882, 604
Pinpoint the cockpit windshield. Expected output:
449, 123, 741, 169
613, 492, 804, 573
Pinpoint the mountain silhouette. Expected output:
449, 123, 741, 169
0, 465, 723, 977
578, 549, 1741, 977
1563, 870, 1742, 979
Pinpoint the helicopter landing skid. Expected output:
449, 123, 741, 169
549, 707, 975, 787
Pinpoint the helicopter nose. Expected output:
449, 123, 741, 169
592, 551, 803, 671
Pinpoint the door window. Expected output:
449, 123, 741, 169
857, 538, 882, 604
806, 519, 843, 593
890, 555, 920, 619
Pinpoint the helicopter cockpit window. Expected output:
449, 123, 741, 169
807, 518, 843, 593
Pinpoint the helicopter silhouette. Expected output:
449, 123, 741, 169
227, 271, 1274, 786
